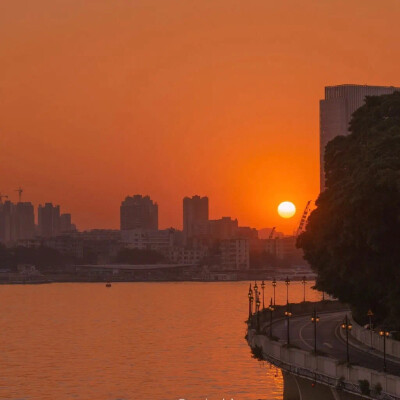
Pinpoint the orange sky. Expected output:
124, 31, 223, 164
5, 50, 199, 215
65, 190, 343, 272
1, 0, 400, 233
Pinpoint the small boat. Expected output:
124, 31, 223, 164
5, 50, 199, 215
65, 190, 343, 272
106, 282, 112, 288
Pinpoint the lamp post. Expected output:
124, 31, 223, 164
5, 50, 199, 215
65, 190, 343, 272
341, 315, 353, 363
272, 278, 277, 306
285, 276, 290, 305
285, 308, 292, 345
268, 298, 275, 339
261, 280, 265, 309
311, 308, 320, 354
254, 281, 258, 304
302, 276, 307, 302
367, 309, 374, 348
256, 296, 261, 332
379, 329, 390, 372
248, 284, 253, 320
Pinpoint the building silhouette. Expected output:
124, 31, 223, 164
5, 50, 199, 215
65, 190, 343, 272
0, 201, 16, 243
0, 201, 35, 243
120, 195, 158, 230
38, 203, 60, 237
15, 202, 35, 240
320, 84, 400, 191
183, 195, 209, 243
60, 213, 73, 232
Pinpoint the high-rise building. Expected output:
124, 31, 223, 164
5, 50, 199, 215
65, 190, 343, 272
208, 217, 238, 240
15, 202, 35, 240
60, 213, 73, 232
183, 195, 209, 243
220, 238, 249, 270
0, 201, 16, 243
38, 203, 60, 237
0, 201, 35, 243
120, 195, 158, 230
320, 84, 400, 191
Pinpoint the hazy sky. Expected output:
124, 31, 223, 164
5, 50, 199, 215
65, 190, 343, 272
1, 0, 399, 232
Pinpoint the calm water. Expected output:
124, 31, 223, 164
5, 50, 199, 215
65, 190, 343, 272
0, 281, 321, 400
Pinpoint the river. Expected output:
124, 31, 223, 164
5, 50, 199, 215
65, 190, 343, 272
0, 281, 322, 400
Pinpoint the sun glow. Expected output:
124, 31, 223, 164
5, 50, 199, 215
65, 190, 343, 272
277, 201, 296, 219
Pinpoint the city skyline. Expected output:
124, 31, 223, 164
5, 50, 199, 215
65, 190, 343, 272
0, 191, 292, 234
2, 1, 400, 233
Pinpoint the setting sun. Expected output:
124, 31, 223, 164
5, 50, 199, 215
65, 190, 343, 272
277, 201, 296, 219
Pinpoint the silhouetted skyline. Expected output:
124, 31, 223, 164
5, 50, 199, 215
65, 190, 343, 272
1, 1, 400, 232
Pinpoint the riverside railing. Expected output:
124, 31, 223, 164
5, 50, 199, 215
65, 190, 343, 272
247, 317, 400, 400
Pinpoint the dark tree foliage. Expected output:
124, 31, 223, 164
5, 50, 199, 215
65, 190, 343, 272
115, 248, 165, 264
297, 92, 400, 328
0, 245, 67, 271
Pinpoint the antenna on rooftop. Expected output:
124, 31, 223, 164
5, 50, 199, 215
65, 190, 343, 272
15, 187, 23, 202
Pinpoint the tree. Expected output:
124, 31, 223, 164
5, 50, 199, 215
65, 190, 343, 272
297, 92, 400, 328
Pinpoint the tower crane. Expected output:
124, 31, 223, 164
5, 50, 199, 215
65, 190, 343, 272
15, 187, 23, 203
0, 193, 8, 204
268, 227, 276, 240
296, 200, 312, 237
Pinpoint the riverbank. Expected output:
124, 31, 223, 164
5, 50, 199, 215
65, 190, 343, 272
0, 272, 316, 284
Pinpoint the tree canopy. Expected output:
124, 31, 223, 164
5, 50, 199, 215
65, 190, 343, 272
298, 92, 400, 328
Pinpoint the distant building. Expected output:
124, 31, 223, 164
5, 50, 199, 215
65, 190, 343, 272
236, 226, 258, 240
15, 202, 35, 240
120, 195, 158, 230
45, 235, 84, 259
80, 229, 121, 242
220, 238, 249, 270
164, 246, 208, 265
183, 195, 209, 243
0, 201, 16, 243
209, 217, 238, 240
265, 236, 305, 263
121, 228, 175, 252
38, 203, 60, 237
320, 84, 400, 191
60, 213, 73, 233
0, 201, 35, 243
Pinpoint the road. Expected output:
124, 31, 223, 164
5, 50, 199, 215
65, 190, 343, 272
268, 311, 400, 376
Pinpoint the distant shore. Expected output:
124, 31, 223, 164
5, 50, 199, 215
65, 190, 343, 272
0, 271, 316, 285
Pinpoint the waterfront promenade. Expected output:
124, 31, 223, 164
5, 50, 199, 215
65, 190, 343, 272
272, 311, 400, 376
248, 301, 400, 399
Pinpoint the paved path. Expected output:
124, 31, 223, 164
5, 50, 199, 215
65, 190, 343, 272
269, 311, 400, 376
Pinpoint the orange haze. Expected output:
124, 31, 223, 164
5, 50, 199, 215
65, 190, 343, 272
1, 1, 400, 233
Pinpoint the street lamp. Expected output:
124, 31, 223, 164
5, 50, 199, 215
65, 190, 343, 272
311, 308, 320, 353
367, 309, 374, 348
341, 315, 353, 363
272, 278, 277, 306
285, 308, 292, 345
261, 280, 265, 309
268, 298, 275, 339
254, 281, 258, 305
256, 296, 261, 332
302, 276, 307, 302
379, 329, 390, 372
285, 276, 290, 305
248, 284, 253, 320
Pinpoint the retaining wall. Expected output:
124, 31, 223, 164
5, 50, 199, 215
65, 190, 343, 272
349, 316, 400, 359
247, 327, 400, 399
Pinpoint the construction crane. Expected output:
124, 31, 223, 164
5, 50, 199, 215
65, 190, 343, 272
296, 201, 312, 237
15, 187, 23, 203
268, 227, 276, 240
0, 193, 8, 204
